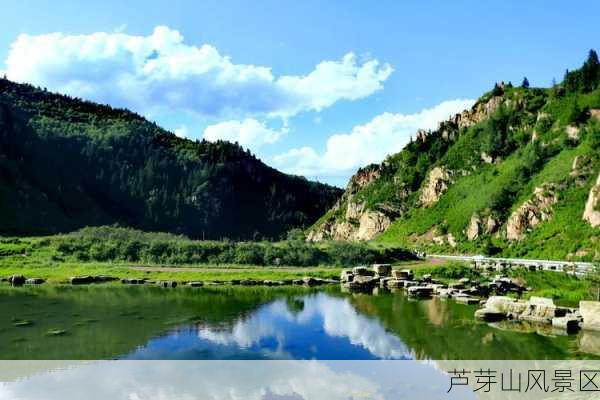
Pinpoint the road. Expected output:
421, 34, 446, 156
426, 254, 596, 275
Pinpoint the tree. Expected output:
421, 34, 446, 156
491, 82, 504, 96
521, 77, 530, 89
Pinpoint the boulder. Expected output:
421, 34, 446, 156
372, 264, 392, 276
407, 286, 433, 298
448, 282, 465, 290
352, 275, 379, 287
121, 278, 145, 285
519, 297, 556, 323
580, 301, 600, 331
386, 279, 405, 289
475, 308, 506, 322
157, 281, 177, 288
95, 275, 118, 283
70, 276, 95, 285
352, 266, 371, 276
340, 269, 354, 282
579, 331, 600, 356
25, 278, 45, 285
402, 280, 419, 288
9, 275, 26, 286
455, 295, 480, 305
552, 316, 580, 334
392, 269, 413, 280
303, 277, 325, 286
379, 277, 393, 287
482, 296, 516, 314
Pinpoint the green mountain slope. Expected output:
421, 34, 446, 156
308, 51, 600, 261
0, 79, 342, 239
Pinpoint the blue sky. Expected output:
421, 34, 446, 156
1, 1, 598, 186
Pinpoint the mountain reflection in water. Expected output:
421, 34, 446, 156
0, 285, 594, 360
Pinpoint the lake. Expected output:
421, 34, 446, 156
1, 284, 598, 360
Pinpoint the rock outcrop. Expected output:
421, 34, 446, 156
355, 210, 392, 241
466, 214, 482, 241
307, 205, 391, 242
452, 95, 504, 130
583, 172, 600, 228
420, 167, 453, 207
507, 183, 558, 240
566, 125, 580, 140
306, 92, 521, 244
466, 213, 500, 241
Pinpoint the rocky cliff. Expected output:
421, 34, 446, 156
307, 53, 600, 261
583, 172, 600, 228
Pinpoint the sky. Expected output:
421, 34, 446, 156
1, 1, 599, 187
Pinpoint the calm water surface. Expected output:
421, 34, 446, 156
0, 284, 598, 360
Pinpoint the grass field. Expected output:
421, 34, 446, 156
0, 262, 344, 283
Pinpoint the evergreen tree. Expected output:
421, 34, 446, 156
521, 77, 530, 89
491, 82, 503, 96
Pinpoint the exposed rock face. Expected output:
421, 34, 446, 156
307, 206, 390, 242
466, 213, 500, 241
420, 167, 453, 207
307, 163, 386, 241
583, 172, 600, 228
566, 124, 580, 140
507, 183, 558, 240
466, 214, 482, 241
355, 210, 391, 241
347, 164, 381, 192
485, 216, 499, 234
480, 152, 494, 164
452, 95, 504, 130
432, 233, 457, 248
307, 92, 508, 244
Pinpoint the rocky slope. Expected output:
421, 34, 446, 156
308, 52, 600, 261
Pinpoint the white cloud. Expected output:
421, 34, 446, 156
272, 99, 475, 182
197, 293, 411, 359
203, 118, 285, 152
4, 26, 392, 119
173, 125, 189, 138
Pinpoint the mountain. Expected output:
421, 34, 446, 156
308, 50, 600, 261
0, 79, 342, 239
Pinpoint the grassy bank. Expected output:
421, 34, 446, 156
0, 226, 413, 267
0, 262, 344, 284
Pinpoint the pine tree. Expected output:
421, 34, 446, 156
521, 77, 530, 89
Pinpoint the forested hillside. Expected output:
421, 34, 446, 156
309, 50, 600, 261
0, 79, 341, 239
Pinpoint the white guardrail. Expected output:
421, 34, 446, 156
425, 254, 597, 276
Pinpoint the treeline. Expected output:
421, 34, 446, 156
0, 78, 341, 239
50, 227, 414, 267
